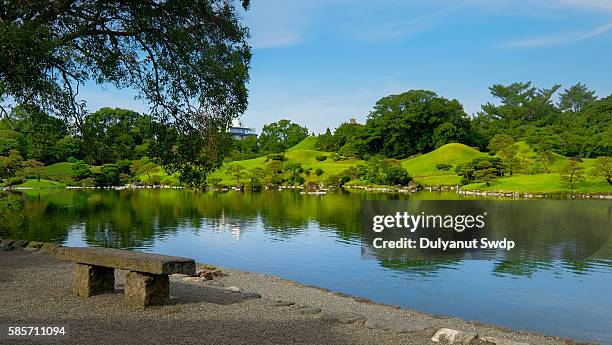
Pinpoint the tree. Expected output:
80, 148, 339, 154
132, 157, 160, 179
81, 108, 151, 164
516, 148, 533, 174
21, 159, 45, 181
0, 149, 23, 179
487, 134, 515, 154
590, 156, 612, 185
227, 164, 246, 185
258, 120, 309, 153
473, 160, 498, 186
248, 167, 265, 185
363, 90, 471, 158
94, 164, 120, 187
10, 105, 67, 164
383, 164, 412, 186
1, 0, 252, 188
455, 163, 475, 185
560, 161, 585, 189
266, 161, 284, 184
72, 160, 92, 181
558, 83, 597, 113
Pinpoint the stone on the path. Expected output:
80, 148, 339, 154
431, 328, 477, 344
0, 241, 13, 249
298, 306, 321, 314
26, 241, 44, 249
73, 263, 115, 297
40, 243, 60, 253
480, 336, 529, 345
11, 240, 29, 248
225, 286, 243, 293
364, 318, 428, 333
125, 271, 169, 309
320, 312, 366, 324
54, 247, 195, 275
274, 300, 295, 307
242, 292, 262, 299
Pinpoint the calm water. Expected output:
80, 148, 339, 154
1, 189, 611, 343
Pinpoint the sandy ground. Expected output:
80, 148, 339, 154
0, 249, 590, 345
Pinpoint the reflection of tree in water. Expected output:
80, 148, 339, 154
3, 189, 612, 279
378, 258, 462, 277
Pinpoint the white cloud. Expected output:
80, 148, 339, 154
500, 22, 612, 48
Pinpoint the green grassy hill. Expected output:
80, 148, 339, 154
15, 179, 66, 189
43, 162, 75, 180
209, 137, 364, 184
401, 143, 488, 185
209, 139, 611, 194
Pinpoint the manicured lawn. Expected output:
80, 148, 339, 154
15, 179, 66, 189
462, 173, 612, 194
43, 162, 74, 179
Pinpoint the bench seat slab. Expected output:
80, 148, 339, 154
74, 263, 115, 297
54, 247, 195, 275
125, 271, 169, 309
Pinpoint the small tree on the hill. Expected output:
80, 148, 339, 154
21, 159, 45, 181
516, 148, 533, 174
560, 161, 585, 189
590, 156, 612, 185
473, 160, 498, 186
248, 167, 265, 188
227, 164, 246, 185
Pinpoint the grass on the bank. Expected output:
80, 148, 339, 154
462, 173, 612, 194
15, 179, 66, 189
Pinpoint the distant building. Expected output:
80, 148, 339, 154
228, 119, 256, 140
349, 118, 357, 124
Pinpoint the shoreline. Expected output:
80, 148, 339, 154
0, 240, 598, 344
4, 183, 612, 200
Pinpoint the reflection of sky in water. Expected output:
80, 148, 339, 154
6, 190, 612, 343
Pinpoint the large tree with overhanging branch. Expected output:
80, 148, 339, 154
0, 0, 252, 188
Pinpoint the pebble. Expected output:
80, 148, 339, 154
431, 328, 477, 344
364, 318, 428, 333
298, 306, 321, 314
274, 300, 295, 307
225, 286, 243, 293
242, 292, 262, 299
320, 312, 366, 324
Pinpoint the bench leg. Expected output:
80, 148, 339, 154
73, 263, 115, 297
124, 271, 169, 308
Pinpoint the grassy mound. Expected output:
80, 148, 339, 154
287, 136, 318, 151
401, 143, 487, 183
15, 179, 66, 189
43, 162, 74, 179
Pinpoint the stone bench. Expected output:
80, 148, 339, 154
53, 247, 195, 308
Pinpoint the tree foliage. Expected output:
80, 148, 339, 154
1, 0, 252, 188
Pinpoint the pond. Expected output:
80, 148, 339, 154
1, 189, 611, 343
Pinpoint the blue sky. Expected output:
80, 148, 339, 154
83, 0, 612, 133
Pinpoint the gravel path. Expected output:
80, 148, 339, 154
0, 249, 589, 345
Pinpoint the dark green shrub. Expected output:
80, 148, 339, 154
315, 168, 324, 176
435, 163, 452, 171
315, 155, 327, 161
